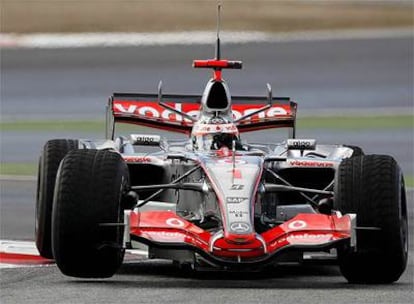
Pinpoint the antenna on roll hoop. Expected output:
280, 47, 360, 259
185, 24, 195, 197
215, 3, 221, 60
192, 2, 242, 80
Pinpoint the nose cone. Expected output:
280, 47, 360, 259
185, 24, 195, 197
202, 156, 262, 236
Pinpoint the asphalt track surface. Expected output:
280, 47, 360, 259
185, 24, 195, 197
0, 182, 413, 304
1, 36, 413, 303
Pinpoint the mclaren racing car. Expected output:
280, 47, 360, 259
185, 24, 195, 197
35, 17, 407, 284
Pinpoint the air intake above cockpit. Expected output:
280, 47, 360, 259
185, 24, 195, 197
205, 81, 230, 111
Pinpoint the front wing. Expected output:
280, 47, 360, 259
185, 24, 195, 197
124, 210, 356, 267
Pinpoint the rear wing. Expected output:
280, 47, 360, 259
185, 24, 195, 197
106, 93, 297, 139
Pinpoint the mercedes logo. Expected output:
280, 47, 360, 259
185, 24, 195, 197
230, 222, 250, 233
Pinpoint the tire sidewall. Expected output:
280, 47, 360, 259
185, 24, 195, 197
335, 155, 408, 283
52, 149, 128, 278
35, 139, 78, 259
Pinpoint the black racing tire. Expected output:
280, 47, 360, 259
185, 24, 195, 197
344, 145, 365, 157
35, 139, 78, 259
334, 155, 408, 283
52, 149, 129, 278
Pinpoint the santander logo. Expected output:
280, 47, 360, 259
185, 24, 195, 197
113, 101, 289, 123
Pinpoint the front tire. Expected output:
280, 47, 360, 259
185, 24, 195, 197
36, 139, 78, 258
344, 145, 364, 157
52, 149, 129, 278
335, 155, 408, 283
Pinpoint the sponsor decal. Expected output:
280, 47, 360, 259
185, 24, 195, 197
135, 136, 156, 144
229, 210, 249, 218
291, 141, 312, 148
232, 106, 289, 121
165, 218, 185, 228
123, 156, 152, 163
226, 197, 248, 204
147, 231, 183, 238
271, 237, 287, 246
230, 184, 244, 190
113, 101, 290, 123
288, 233, 333, 240
218, 159, 247, 165
289, 160, 334, 168
270, 233, 333, 247
287, 139, 316, 150
287, 220, 307, 230
114, 102, 198, 122
193, 123, 238, 134
130, 134, 161, 146
230, 222, 250, 233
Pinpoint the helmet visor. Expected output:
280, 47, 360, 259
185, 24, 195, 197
193, 133, 238, 151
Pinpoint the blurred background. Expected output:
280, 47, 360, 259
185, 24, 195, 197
0, 3, 413, 302
1, 0, 412, 33
0, 0, 413, 239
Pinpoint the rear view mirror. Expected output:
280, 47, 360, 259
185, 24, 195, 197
130, 134, 161, 146
287, 139, 316, 151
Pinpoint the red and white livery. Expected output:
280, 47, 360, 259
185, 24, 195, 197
35, 5, 408, 283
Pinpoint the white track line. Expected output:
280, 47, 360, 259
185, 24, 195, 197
0, 240, 39, 255
0, 240, 148, 269
0, 175, 36, 181
0, 240, 45, 269
1, 28, 412, 49
0, 240, 149, 256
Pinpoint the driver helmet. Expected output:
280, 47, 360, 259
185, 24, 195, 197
191, 120, 240, 151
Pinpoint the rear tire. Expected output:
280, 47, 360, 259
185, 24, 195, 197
52, 149, 129, 278
36, 139, 78, 258
335, 155, 408, 283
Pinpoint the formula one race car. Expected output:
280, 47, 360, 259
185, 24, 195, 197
35, 10, 407, 284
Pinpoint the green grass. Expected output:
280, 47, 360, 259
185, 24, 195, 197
0, 120, 105, 132
1, 115, 413, 132
405, 176, 414, 188
0, 162, 38, 176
